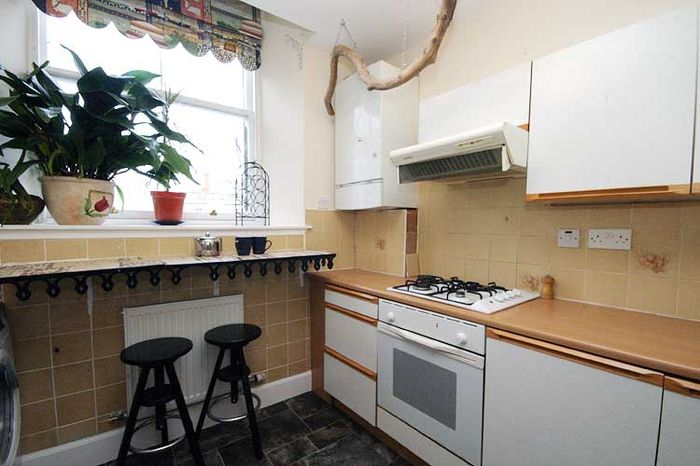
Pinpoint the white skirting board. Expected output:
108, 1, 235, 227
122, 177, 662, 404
17, 371, 312, 466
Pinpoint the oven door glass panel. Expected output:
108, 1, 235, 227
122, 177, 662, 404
378, 329, 484, 466
393, 348, 457, 429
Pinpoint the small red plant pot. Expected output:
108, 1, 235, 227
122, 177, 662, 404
151, 191, 187, 223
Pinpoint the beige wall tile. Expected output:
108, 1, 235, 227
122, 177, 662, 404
550, 269, 586, 300
21, 399, 56, 435
586, 249, 630, 274
489, 262, 517, 288
626, 276, 677, 316
288, 319, 309, 342
57, 419, 97, 444
94, 355, 126, 387
87, 239, 125, 259
676, 280, 700, 320
159, 237, 193, 256
46, 239, 87, 261
92, 327, 124, 359
93, 297, 127, 329
53, 361, 93, 397
0, 240, 45, 263
50, 301, 90, 335
18, 369, 54, 405
15, 337, 51, 372
56, 390, 95, 426
266, 365, 288, 383
125, 238, 159, 257
6, 304, 49, 340
266, 302, 287, 325
20, 429, 57, 454
490, 235, 518, 263
517, 236, 550, 266
244, 305, 266, 327
52, 332, 92, 365
267, 345, 288, 368
267, 323, 288, 346
584, 272, 628, 308
95, 383, 126, 416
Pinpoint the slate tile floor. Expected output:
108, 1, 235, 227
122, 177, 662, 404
102, 392, 410, 466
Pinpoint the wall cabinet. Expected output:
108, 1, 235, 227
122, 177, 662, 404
527, 6, 698, 202
483, 329, 663, 466
657, 377, 700, 466
334, 61, 419, 210
322, 285, 378, 425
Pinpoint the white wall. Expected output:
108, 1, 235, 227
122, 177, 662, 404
409, 0, 694, 99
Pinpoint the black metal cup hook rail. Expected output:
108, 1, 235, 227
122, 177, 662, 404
0, 253, 336, 302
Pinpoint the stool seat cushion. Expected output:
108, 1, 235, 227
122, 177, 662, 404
121, 337, 193, 367
205, 324, 262, 348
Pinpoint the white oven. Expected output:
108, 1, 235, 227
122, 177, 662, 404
377, 300, 485, 466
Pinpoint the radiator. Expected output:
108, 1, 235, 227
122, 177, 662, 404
123, 295, 244, 406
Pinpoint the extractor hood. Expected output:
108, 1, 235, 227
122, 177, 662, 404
389, 122, 529, 184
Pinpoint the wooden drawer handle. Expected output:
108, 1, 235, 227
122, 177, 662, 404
526, 184, 690, 202
487, 328, 664, 386
326, 284, 379, 304
324, 346, 377, 381
325, 302, 378, 326
665, 377, 700, 398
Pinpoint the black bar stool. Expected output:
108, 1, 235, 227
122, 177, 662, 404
116, 337, 204, 466
196, 324, 263, 458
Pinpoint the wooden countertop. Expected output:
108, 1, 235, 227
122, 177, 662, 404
307, 269, 700, 381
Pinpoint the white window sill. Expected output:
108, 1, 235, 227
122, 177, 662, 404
0, 222, 309, 240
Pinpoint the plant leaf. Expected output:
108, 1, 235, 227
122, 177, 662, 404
122, 70, 160, 86
61, 45, 88, 75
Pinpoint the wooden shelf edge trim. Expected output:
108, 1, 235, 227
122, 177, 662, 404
325, 302, 378, 326
324, 345, 377, 380
486, 328, 664, 387
526, 184, 691, 202
326, 284, 379, 304
692, 183, 700, 195
664, 376, 700, 398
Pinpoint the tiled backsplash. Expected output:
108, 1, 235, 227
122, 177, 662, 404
417, 178, 700, 321
305, 208, 416, 276
2, 235, 309, 454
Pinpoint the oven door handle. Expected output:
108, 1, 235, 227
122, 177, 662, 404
378, 323, 484, 369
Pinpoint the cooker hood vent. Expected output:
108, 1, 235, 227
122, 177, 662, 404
390, 122, 529, 184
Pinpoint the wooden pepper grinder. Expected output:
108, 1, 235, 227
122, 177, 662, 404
541, 274, 555, 300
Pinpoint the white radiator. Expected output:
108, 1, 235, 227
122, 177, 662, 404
123, 295, 244, 406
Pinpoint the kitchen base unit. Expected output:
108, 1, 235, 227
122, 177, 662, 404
483, 329, 664, 466
656, 377, 700, 466
377, 407, 471, 466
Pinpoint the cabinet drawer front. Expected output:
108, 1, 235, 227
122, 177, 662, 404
324, 353, 376, 425
325, 286, 378, 319
325, 307, 377, 371
657, 377, 700, 466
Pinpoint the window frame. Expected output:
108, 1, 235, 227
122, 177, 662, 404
34, 12, 259, 223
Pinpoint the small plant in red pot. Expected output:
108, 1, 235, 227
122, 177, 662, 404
148, 89, 197, 225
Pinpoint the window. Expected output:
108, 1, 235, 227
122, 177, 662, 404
40, 12, 256, 220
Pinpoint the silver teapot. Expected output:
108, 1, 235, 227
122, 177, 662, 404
194, 232, 222, 257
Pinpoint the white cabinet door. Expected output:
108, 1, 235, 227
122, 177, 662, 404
657, 377, 700, 466
483, 330, 663, 466
527, 6, 697, 200
334, 72, 382, 186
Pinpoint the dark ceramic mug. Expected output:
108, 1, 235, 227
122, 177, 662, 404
235, 237, 253, 256
252, 237, 272, 254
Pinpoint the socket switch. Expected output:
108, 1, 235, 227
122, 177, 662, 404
558, 229, 580, 248
588, 229, 632, 250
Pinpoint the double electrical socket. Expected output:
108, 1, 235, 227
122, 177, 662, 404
557, 228, 632, 250
588, 228, 632, 250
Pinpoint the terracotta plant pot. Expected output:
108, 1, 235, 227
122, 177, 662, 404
0, 195, 45, 225
40, 176, 115, 225
151, 191, 186, 224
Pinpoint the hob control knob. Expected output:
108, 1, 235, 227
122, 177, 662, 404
505, 291, 516, 299
512, 289, 522, 297
495, 295, 505, 303
456, 332, 468, 345
387, 312, 396, 323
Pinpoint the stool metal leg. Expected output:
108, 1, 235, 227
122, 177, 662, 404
154, 366, 169, 445
239, 348, 263, 459
166, 363, 205, 466
195, 348, 225, 437
116, 367, 150, 466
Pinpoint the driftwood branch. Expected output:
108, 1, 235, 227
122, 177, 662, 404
324, 0, 457, 116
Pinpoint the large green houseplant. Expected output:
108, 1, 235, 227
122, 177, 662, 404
0, 48, 196, 225
0, 149, 45, 225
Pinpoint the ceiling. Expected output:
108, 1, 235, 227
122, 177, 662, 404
246, 0, 453, 62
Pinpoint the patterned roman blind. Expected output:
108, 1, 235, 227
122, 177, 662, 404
30, 0, 263, 70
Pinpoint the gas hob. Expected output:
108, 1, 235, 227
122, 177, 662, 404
388, 275, 539, 314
